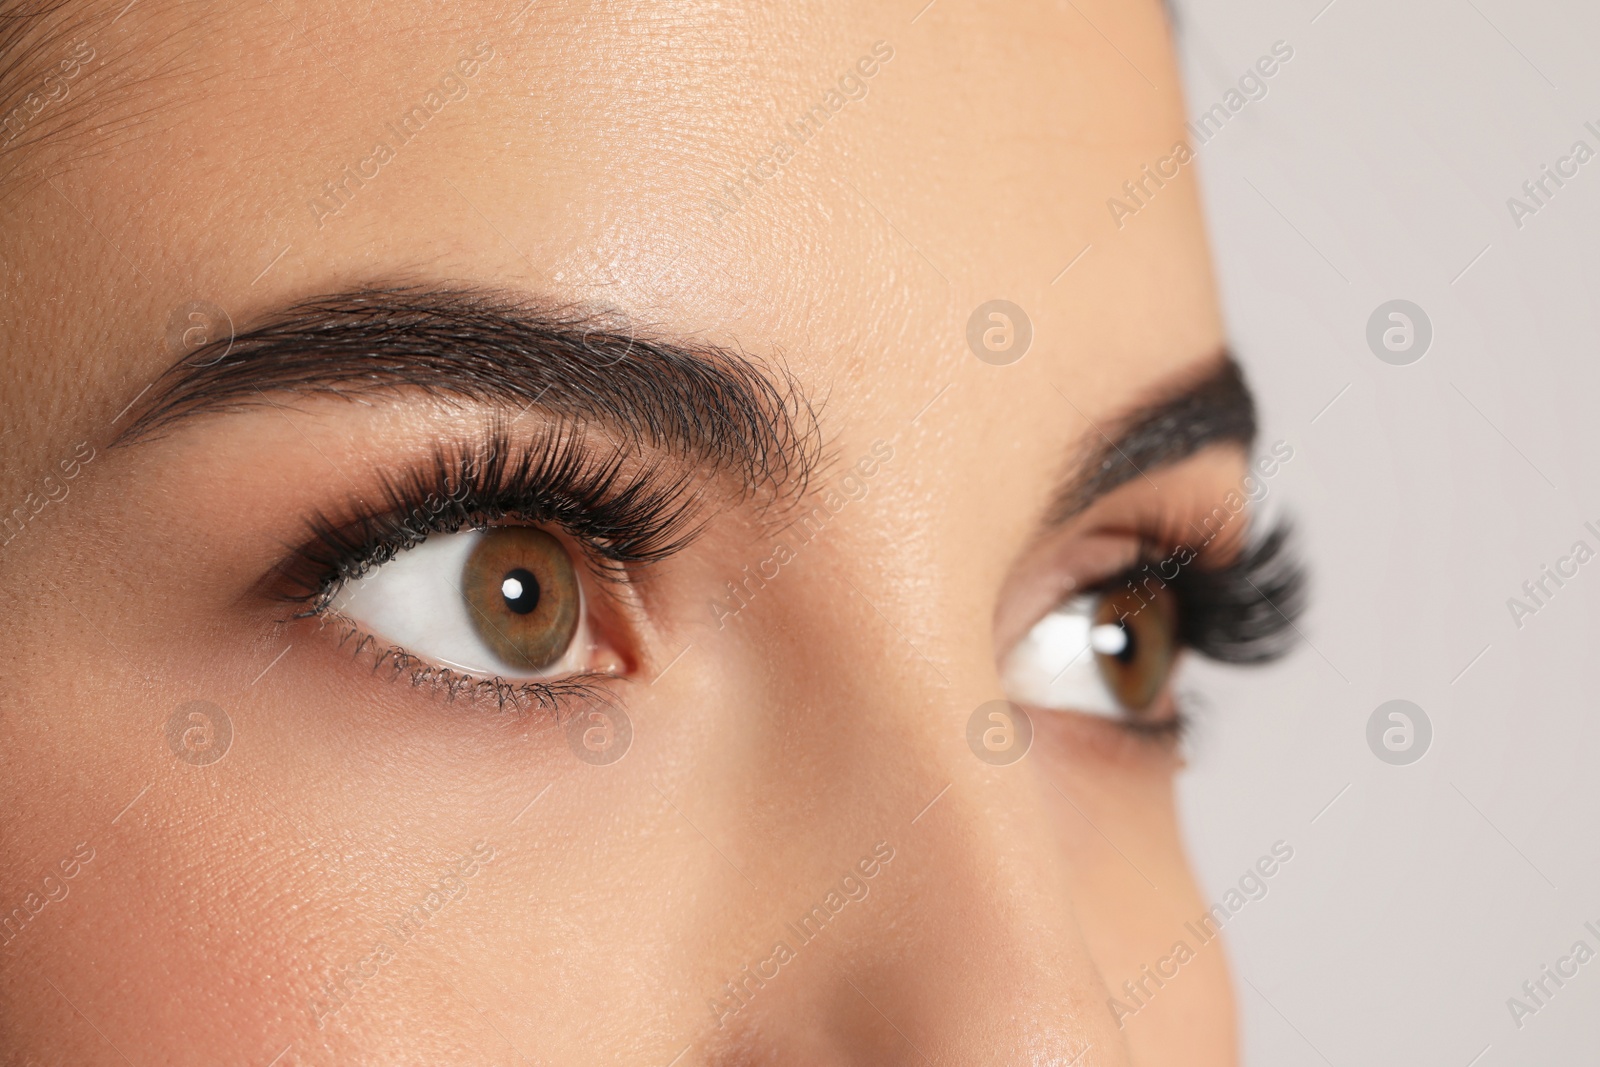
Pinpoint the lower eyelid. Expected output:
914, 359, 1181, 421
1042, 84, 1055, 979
1115, 708, 1187, 743
308, 612, 612, 713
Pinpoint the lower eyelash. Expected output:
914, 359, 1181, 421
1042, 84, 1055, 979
1122, 708, 1189, 743
322, 614, 615, 715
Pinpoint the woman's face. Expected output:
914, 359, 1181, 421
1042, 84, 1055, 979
0, 1, 1277, 1063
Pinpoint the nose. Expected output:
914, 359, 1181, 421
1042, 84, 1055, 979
700, 578, 1136, 1066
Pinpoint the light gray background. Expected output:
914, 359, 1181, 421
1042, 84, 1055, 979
1168, 1, 1600, 1063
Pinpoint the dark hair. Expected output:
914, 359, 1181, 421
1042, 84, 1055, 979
0, 1, 80, 169
0, 0, 171, 190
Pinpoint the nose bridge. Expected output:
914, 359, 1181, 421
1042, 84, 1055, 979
709, 588, 1134, 1065
851, 693, 1131, 1063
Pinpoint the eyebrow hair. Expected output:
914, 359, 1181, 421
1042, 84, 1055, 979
1047, 356, 1257, 525
116, 286, 820, 498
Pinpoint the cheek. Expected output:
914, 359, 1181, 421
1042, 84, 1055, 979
0, 803, 332, 1059
1035, 715, 1236, 1058
0, 706, 562, 1061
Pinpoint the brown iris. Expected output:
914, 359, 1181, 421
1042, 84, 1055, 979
1092, 583, 1179, 713
461, 527, 581, 672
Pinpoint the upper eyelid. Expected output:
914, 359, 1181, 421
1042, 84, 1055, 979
269, 423, 716, 611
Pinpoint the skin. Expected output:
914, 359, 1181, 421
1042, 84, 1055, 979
0, 0, 1252, 1063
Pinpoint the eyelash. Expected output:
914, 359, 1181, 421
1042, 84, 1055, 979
273, 423, 705, 711
315, 620, 614, 712
1165, 521, 1304, 663
273, 430, 1306, 722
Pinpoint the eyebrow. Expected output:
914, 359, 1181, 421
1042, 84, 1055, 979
116, 286, 820, 497
1047, 356, 1257, 525
117, 287, 1254, 527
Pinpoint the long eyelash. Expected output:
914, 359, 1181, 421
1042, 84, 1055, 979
1106, 516, 1304, 665
1168, 520, 1305, 664
273, 418, 706, 616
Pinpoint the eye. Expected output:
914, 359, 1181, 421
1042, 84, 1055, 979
329, 526, 616, 680
1000, 582, 1180, 727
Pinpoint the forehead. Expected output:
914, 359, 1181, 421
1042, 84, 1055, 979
0, 0, 1218, 471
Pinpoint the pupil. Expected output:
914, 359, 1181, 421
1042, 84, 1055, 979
501, 568, 540, 614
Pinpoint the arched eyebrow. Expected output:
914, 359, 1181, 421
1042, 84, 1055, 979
113, 286, 1252, 522
1046, 356, 1258, 525
115, 285, 820, 499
